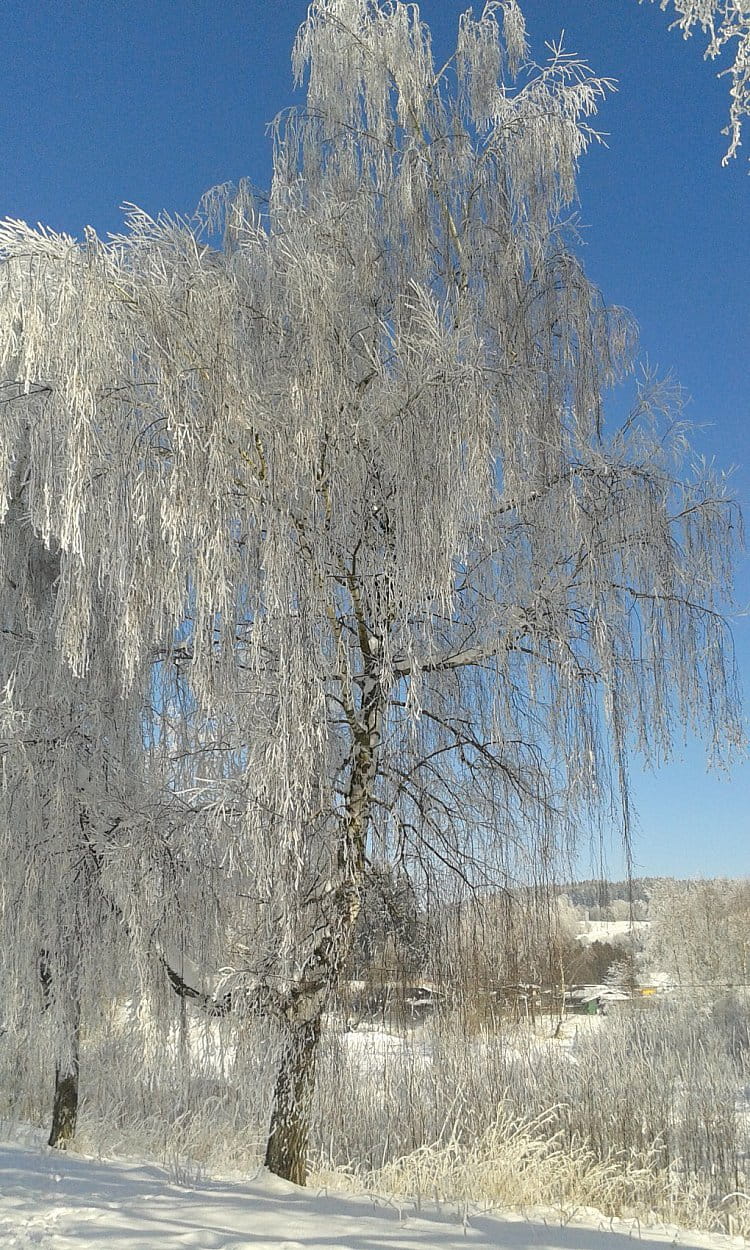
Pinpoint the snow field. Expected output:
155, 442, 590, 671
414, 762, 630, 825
576, 921, 651, 947
1, 1130, 748, 1250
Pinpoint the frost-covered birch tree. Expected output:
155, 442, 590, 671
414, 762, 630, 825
647, 878, 750, 988
0, 433, 153, 1146
0, 0, 743, 1184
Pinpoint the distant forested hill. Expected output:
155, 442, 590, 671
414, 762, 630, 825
560, 878, 662, 910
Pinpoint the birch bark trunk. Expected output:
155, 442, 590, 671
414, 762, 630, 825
264, 1015, 321, 1185
263, 657, 382, 1184
48, 976, 81, 1149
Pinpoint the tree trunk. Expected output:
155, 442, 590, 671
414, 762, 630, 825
264, 1014, 321, 1185
262, 663, 381, 1185
48, 983, 81, 1149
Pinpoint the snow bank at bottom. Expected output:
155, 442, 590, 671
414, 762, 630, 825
0, 1132, 745, 1250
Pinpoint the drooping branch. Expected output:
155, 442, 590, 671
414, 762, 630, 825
641, 0, 750, 163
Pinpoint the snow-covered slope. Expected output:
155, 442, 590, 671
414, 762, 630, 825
576, 920, 651, 946
0, 1132, 744, 1250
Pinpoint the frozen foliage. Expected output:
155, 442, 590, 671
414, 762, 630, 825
312, 1002, 750, 1231
642, 1, 750, 162
646, 878, 750, 988
0, 0, 743, 1180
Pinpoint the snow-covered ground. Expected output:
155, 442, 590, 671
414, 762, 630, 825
340, 1023, 433, 1067
0, 1129, 746, 1250
576, 919, 651, 946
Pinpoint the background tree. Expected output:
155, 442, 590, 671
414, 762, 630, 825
0, 0, 743, 1183
0, 436, 155, 1146
352, 862, 425, 980
647, 878, 750, 989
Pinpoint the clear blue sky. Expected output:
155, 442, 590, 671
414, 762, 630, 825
2, 0, 747, 878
